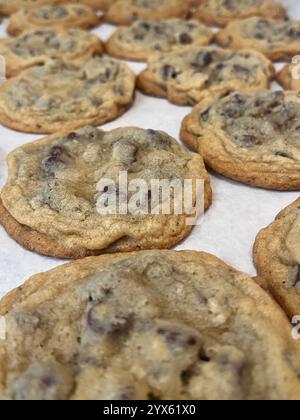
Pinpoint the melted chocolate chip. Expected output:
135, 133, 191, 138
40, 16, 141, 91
161, 64, 178, 80
200, 108, 211, 122
87, 303, 130, 336
193, 51, 213, 68
234, 134, 261, 148
274, 151, 292, 159
67, 132, 78, 140
179, 33, 193, 45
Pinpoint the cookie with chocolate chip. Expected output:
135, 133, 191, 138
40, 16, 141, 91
106, 19, 214, 62
277, 64, 300, 91
254, 198, 300, 318
0, 29, 103, 78
138, 46, 274, 106
217, 17, 300, 61
181, 91, 300, 190
1, 249, 300, 400
7, 3, 100, 36
193, 0, 286, 27
0, 0, 65, 15
0, 57, 135, 133
0, 126, 211, 258
105, 0, 189, 26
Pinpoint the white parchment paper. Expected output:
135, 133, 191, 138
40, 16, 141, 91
0, 0, 299, 298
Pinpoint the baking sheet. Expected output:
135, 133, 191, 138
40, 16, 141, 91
0, 0, 299, 298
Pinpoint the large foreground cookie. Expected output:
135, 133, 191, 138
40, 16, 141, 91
1, 250, 300, 400
105, 0, 189, 25
106, 19, 214, 62
193, 0, 286, 27
8, 3, 100, 36
278, 64, 300, 91
217, 17, 300, 61
181, 91, 300, 190
254, 198, 300, 318
0, 57, 135, 134
138, 46, 274, 106
0, 126, 211, 259
0, 29, 103, 78
0, 0, 64, 15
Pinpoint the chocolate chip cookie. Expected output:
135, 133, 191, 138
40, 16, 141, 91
8, 3, 100, 36
138, 46, 274, 106
0, 126, 211, 259
217, 17, 300, 61
193, 0, 286, 27
254, 198, 300, 318
0, 57, 135, 134
181, 91, 300, 190
106, 19, 214, 62
1, 249, 300, 400
0, 0, 65, 16
105, 0, 189, 26
278, 64, 300, 91
0, 29, 103, 78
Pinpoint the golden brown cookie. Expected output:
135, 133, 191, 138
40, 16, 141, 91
138, 46, 274, 106
180, 91, 300, 190
1, 250, 300, 400
193, 0, 286, 27
217, 17, 300, 61
254, 198, 300, 318
82, 0, 116, 11
106, 19, 214, 62
105, 0, 189, 25
277, 64, 300, 91
0, 126, 211, 259
7, 3, 100, 36
0, 57, 135, 134
0, 29, 103, 78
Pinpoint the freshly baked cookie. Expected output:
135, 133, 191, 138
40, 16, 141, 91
105, 0, 189, 26
254, 198, 300, 318
217, 17, 300, 61
193, 0, 286, 27
138, 46, 274, 106
277, 64, 300, 91
1, 250, 300, 400
0, 29, 103, 78
106, 19, 214, 62
7, 3, 100, 36
0, 0, 65, 16
180, 91, 300, 190
0, 126, 211, 259
0, 57, 135, 134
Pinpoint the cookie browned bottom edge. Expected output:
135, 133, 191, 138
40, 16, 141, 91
0, 184, 212, 259
0, 100, 134, 134
137, 70, 168, 99
180, 115, 300, 190
253, 224, 300, 318
105, 36, 146, 62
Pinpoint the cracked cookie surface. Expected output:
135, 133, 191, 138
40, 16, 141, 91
105, 0, 189, 26
138, 46, 274, 106
180, 91, 300, 190
1, 250, 300, 400
0, 57, 135, 134
0, 126, 211, 258
254, 198, 300, 318
106, 19, 214, 62
217, 17, 300, 61
193, 0, 286, 27
8, 3, 100, 36
0, 29, 103, 78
